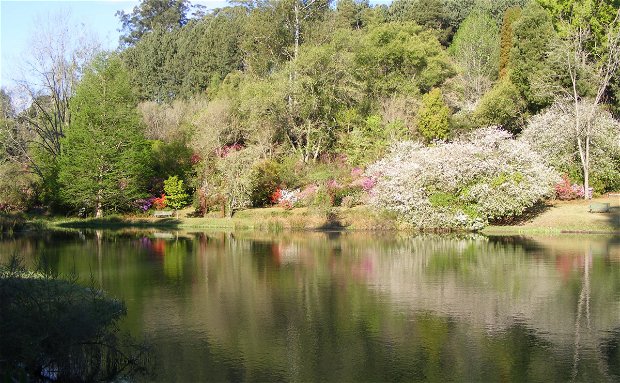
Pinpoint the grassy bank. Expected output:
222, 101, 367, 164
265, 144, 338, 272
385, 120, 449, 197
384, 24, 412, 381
21, 196, 620, 235
483, 196, 620, 235
33, 206, 398, 232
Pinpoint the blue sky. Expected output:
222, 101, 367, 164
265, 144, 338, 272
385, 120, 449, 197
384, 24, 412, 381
0, 0, 391, 89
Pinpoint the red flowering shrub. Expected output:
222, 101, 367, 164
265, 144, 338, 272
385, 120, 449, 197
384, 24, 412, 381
270, 189, 282, 204
152, 194, 167, 210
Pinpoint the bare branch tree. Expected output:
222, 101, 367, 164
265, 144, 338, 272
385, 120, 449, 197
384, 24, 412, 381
546, 9, 620, 198
11, 12, 99, 178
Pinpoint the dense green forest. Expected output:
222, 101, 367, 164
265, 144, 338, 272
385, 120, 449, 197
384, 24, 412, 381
1, 0, 620, 230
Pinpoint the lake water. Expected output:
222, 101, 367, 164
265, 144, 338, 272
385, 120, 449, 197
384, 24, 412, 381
2, 230, 620, 382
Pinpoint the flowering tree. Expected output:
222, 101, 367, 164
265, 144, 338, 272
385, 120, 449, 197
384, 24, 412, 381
520, 101, 620, 193
368, 127, 558, 230
542, 7, 620, 198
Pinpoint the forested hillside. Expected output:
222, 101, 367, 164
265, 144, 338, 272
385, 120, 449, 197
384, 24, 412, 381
1, 0, 620, 230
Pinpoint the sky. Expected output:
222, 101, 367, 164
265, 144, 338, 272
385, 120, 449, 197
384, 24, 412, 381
0, 0, 391, 90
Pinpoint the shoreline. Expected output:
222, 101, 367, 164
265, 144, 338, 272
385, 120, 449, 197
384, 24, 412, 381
11, 197, 620, 236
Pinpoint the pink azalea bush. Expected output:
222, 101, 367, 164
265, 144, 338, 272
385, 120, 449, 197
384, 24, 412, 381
554, 175, 585, 200
368, 127, 559, 230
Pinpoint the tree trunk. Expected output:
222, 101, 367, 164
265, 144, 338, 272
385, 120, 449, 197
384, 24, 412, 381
584, 134, 590, 199
294, 1, 300, 63
95, 201, 103, 218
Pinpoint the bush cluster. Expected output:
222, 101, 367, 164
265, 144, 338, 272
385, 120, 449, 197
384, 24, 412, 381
368, 127, 559, 230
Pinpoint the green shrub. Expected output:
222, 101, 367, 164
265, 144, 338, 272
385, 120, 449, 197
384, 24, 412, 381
311, 185, 333, 217
474, 79, 527, 133
417, 88, 451, 142
164, 175, 190, 210
250, 159, 281, 207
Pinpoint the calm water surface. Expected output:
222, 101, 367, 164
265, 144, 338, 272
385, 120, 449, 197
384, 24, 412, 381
2, 230, 620, 382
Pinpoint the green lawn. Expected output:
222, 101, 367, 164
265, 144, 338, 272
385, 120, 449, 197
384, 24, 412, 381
483, 196, 620, 235
23, 196, 620, 235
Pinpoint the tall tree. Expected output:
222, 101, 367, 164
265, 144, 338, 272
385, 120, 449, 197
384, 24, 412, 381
355, 23, 454, 100
11, 13, 99, 185
58, 55, 150, 217
388, 0, 452, 43
0, 89, 16, 161
498, 6, 522, 78
283, 40, 361, 162
175, 7, 245, 97
450, 10, 499, 109
239, 0, 330, 75
544, 7, 620, 198
122, 26, 181, 102
116, 0, 192, 47
510, 1, 556, 111
335, 0, 371, 29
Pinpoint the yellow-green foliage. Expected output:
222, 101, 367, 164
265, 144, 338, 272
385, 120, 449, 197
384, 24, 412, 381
417, 88, 450, 142
163, 175, 189, 210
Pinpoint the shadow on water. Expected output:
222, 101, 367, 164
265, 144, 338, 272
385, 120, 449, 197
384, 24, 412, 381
56, 216, 183, 230
316, 212, 347, 231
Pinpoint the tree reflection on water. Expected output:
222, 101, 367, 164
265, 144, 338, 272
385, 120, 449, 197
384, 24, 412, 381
1, 231, 620, 382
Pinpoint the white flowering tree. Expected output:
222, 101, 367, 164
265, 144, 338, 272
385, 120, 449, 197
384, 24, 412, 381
520, 100, 620, 193
368, 128, 559, 230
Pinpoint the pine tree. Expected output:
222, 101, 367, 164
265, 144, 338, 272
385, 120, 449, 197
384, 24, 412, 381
58, 54, 150, 217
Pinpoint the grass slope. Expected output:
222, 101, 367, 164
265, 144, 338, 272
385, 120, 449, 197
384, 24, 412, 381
484, 196, 620, 235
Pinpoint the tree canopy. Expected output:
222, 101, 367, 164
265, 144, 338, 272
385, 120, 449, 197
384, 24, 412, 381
2, 0, 620, 222
58, 55, 150, 217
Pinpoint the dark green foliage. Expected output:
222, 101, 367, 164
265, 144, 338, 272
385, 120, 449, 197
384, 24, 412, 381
175, 8, 245, 97
58, 55, 151, 216
610, 76, 620, 118
498, 6, 522, 79
0, 257, 151, 381
121, 6, 245, 101
117, 0, 192, 47
474, 79, 527, 132
122, 27, 181, 102
510, 1, 555, 111
388, 0, 452, 43
150, 139, 194, 186
0, 213, 26, 234
417, 88, 451, 142
335, 0, 372, 29
355, 23, 454, 98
